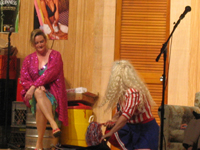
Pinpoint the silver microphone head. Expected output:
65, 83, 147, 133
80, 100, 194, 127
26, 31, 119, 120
9, 27, 15, 33
8, 27, 15, 37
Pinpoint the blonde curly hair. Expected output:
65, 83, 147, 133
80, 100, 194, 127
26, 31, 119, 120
101, 60, 156, 111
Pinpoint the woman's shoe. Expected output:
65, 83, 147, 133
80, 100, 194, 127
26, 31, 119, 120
53, 128, 61, 137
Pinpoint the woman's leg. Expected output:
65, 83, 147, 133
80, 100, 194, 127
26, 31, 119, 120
34, 88, 59, 131
35, 103, 47, 149
58, 23, 68, 33
183, 119, 200, 148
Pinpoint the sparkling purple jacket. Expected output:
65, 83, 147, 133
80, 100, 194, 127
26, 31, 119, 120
20, 50, 68, 126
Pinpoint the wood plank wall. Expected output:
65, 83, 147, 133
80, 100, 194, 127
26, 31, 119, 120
189, 0, 200, 101
0, 0, 117, 123
168, 0, 200, 106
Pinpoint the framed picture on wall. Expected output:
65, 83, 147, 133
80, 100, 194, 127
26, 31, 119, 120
0, 0, 20, 32
34, 0, 69, 40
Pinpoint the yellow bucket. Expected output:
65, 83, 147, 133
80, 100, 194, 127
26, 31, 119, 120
61, 103, 93, 147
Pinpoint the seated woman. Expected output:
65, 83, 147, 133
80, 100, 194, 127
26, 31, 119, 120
182, 111, 200, 150
21, 29, 68, 149
40, 0, 68, 39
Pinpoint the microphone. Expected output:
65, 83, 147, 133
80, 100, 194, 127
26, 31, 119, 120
8, 27, 14, 37
179, 6, 191, 20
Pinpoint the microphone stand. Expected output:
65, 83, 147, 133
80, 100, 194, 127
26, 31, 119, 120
2, 31, 12, 148
156, 17, 181, 150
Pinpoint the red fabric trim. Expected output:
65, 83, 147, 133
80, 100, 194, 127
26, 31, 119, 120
105, 128, 121, 148
141, 118, 154, 124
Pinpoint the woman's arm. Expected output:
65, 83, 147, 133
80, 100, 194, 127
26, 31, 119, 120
33, 51, 63, 88
101, 115, 128, 142
20, 55, 36, 104
104, 111, 122, 129
20, 55, 34, 91
40, 0, 54, 34
54, 0, 59, 25
101, 91, 140, 142
24, 85, 36, 101
111, 111, 122, 122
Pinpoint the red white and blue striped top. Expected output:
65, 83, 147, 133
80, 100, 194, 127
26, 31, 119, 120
120, 88, 153, 124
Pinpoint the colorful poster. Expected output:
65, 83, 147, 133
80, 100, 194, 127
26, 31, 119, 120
34, 0, 69, 40
0, 0, 20, 32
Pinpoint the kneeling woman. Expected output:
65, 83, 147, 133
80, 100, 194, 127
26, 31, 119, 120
20, 29, 68, 149
100, 60, 159, 150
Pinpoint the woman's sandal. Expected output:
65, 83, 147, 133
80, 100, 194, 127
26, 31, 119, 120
53, 128, 61, 137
